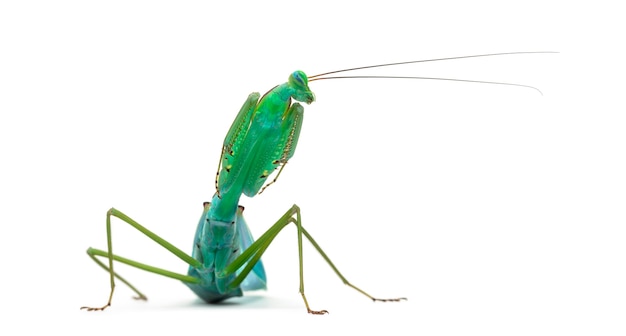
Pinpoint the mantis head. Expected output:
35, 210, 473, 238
289, 70, 315, 105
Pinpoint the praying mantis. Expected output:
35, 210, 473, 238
81, 52, 552, 314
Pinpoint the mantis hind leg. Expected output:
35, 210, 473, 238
81, 208, 201, 311
222, 204, 406, 315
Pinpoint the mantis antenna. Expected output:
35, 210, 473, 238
309, 51, 558, 95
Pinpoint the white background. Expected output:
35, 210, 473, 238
1, 1, 624, 335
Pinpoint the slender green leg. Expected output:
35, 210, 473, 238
299, 227, 407, 303
222, 205, 406, 315
81, 208, 201, 311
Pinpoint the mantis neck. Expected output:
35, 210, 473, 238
208, 190, 241, 223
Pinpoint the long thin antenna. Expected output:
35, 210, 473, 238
307, 51, 557, 94
310, 75, 544, 95
309, 51, 557, 78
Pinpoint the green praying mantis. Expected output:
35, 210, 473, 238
81, 51, 553, 314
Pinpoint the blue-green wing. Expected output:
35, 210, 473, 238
235, 209, 267, 291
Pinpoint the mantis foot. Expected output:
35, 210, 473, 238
80, 303, 110, 311
372, 297, 407, 302
301, 293, 328, 315
308, 309, 329, 315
